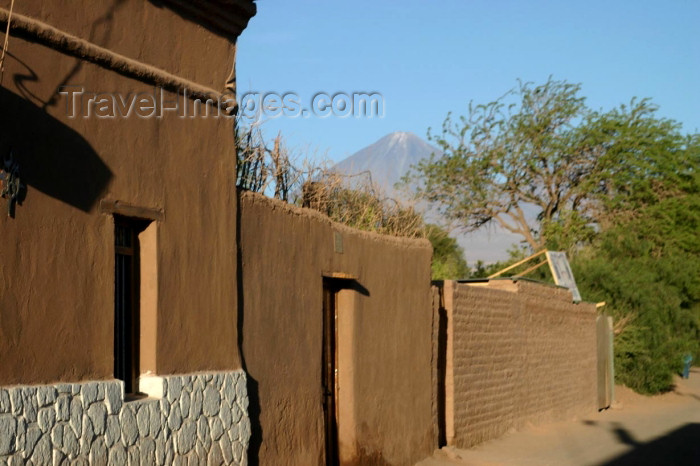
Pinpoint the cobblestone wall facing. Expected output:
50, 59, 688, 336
447, 280, 597, 448
0, 371, 250, 465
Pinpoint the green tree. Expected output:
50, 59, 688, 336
404, 78, 696, 252
572, 119, 700, 394
426, 224, 469, 279
573, 193, 700, 393
407, 77, 700, 394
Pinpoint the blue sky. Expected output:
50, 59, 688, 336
237, 0, 700, 163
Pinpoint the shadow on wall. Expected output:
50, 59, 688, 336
235, 197, 263, 466
0, 85, 112, 212
602, 423, 700, 465
341, 279, 370, 297
41, 0, 128, 111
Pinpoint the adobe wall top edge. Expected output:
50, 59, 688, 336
238, 189, 432, 251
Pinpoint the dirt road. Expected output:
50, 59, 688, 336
417, 368, 700, 465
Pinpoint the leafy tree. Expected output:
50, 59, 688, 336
573, 193, 700, 393
407, 77, 700, 394
404, 78, 697, 252
426, 224, 469, 279
572, 125, 700, 394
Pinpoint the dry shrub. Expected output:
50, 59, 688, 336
235, 122, 425, 239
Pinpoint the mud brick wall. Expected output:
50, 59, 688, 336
239, 191, 433, 466
450, 284, 520, 447
447, 280, 597, 448
515, 281, 597, 428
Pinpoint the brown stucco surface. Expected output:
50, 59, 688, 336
238, 190, 434, 466
0, 0, 253, 384
440, 280, 597, 448
7, 0, 240, 90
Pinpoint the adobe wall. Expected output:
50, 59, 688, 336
0, 0, 253, 384
515, 281, 597, 428
238, 190, 434, 466
1, 2, 256, 463
6, 0, 247, 89
443, 279, 597, 448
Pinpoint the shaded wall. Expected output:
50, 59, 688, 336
0, 0, 254, 384
436, 279, 597, 448
238, 190, 434, 466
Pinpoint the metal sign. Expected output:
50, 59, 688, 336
546, 251, 582, 302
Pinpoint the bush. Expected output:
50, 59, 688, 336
572, 194, 700, 394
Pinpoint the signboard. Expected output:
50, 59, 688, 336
545, 251, 582, 302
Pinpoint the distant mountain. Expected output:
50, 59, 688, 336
332, 131, 438, 197
332, 132, 522, 264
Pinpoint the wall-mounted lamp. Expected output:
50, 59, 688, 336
0, 149, 22, 217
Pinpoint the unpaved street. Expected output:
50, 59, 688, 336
418, 368, 700, 465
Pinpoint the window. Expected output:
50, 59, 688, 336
114, 216, 150, 395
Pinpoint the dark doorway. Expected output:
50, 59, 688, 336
322, 279, 340, 466
437, 305, 448, 447
114, 215, 149, 395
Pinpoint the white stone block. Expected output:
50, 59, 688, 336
179, 390, 191, 418
219, 403, 232, 430
55, 395, 71, 422
30, 434, 51, 465
138, 375, 163, 400
69, 398, 83, 437
167, 404, 182, 431
136, 404, 150, 438
148, 402, 161, 438
140, 437, 156, 466
50, 423, 64, 449
37, 407, 56, 433
108, 443, 127, 465
202, 386, 220, 417
105, 381, 124, 415
87, 403, 107, 436
219, 435, 233, 464
104, 415, 120, 448
89, 437, 107, 464
190, 388, 203, 419
52, 448, 66, 465
81, 383, 99, 406
0, 389, 11, 413
167, 377, 183, 402
10, 389, 23, 416
63, 426, 79, 459
176, 420, 196, 454
0, 414, 17, 455
119, 406, 138, 447
209, 417, 224, 441
36, 387, 57, 407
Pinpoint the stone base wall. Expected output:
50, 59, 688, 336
0, 370, 250, 465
